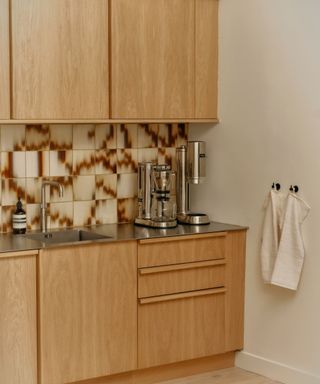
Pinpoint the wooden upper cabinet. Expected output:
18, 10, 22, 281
111, 0, 196, 120
195, 0, 219, 118
0, 0, 10, 119
11, 0, 109, 120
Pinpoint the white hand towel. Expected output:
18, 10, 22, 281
271, 192, 310, 290
260, 190, 287, 283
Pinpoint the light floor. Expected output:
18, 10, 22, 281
157, 368, 281, 384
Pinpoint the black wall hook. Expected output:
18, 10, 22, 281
290, 185, 299, 193
272, 182, 281, 191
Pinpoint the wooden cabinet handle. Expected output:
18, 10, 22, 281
138, 232, 227, 245
139, 259, 226, 275
139, 287, 226, 305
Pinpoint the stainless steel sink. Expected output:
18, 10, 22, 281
25, 229, 111, 245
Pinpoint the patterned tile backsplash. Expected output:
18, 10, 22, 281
0, 123, 188, 232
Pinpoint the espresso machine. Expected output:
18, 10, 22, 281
135, 163, 177, 228
176, 141, 210, 225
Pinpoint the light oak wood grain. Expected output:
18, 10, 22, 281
111, 0, 195, 119
0, 249, 39, 259
195, 0, 219, 118
0, 118, 219, 124
70, 353, 235, 384
11, 0, 109, 119
138, 291, 226, 369
138, 260, 225, 298
39, 242, 137, 384
0, 0, 10, 119
0, 255, 37, 384
138, 234, 226, 268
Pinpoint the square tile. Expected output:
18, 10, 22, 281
1, 179, 26, 206
26, 125, 50, 150
50, 124, 73, 150
117, 124, 138, 148
0, 125, 25, 151
117, 198, 137, 223
95, 174, 117, 200
158, 148, 177, 171
95, 199, 117, 224
73, 201, 95, 227
26, 204, 41, 231
137, 148, 158, 164
117, 173, 137, 199
73, 150, 95, 175
49, 151, 73, 176
1, 152, 26, 178
73, 176, 95, 201
26, 151, 49, 177
50, 202, 73, 229
26, 178, 45, 204
95, 149, 117, 175
138, 124, 158, 148
49, 176, 73, 202
95, 124, 116, 149
117, 149, 138, 174
158, 124, 178, 148
1, 206, 15, 233
73, 124, 95, 150
177, 123, 188, 147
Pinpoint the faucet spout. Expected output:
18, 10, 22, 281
40, 180, 64, 233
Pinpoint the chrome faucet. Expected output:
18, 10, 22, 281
41, 180, 64, 233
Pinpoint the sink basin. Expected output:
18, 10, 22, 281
25, 229, 111, 245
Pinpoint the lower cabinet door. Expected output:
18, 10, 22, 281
138, 288, 226, 369
39, 242, 137, 384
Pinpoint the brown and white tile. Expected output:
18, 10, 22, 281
95, 174, 117, 200
158, 147, 177, 171
49, 151, 72, 176
26, 151, 49, 177
117, 124, 138, 148
1, 206, 15, 232
26, 125, 50, 150
95, 149, 117, 175
158, 124, 178, 148
26, 178, 45, 204
95, 124, 116, 149
50, 202, 73, 229
137, 148, 158, 164
73, 124, 95, 150
177, 123, 188, 147
50, 176, 73, 202
137, 124, 158, 148
73, 201, 95, 227
73, 176, 95, 201
26, 204, 41, 231
50, 124, 73, 150
1, 179, 26, 206
117, 149, 138, 174
1, 152, 26, 178
73, 150, 95, 175
95, 199, 117, 225
0, 125, 25, 151
117, 198, 137, 223
117, 173, 137, 199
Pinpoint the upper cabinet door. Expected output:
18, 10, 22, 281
11, 0, 109, 120
111, 0, 195, 120
0, 0, 10, 119
195, 0, 218, 119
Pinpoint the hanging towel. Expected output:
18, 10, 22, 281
260, 189, 287, 283
271, 192, 310, 290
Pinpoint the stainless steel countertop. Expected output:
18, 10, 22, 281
0, 221, 248, 254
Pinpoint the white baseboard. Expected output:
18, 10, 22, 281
235, 351, 320, 384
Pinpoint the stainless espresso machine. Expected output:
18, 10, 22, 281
135, 163, 177, 228
176, 141, 210, 225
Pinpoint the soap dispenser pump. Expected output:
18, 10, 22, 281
12, 197, 27, 234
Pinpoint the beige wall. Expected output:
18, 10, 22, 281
191, 1, 320, 382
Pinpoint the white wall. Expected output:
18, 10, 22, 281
190, 1, 320, 382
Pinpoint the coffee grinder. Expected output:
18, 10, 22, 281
176, 141, 210, 225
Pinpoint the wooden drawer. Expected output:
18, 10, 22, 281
138, 287, 226, 368
138, 259, 226, 298
138, 232, 227, 268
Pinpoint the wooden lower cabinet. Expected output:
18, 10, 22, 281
38, 241, 137, 384
0, 253, 37, 384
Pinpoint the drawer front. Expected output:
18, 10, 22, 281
138, 288, 226, 368
138, 232, 226, 268
138, 259, 226, 298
